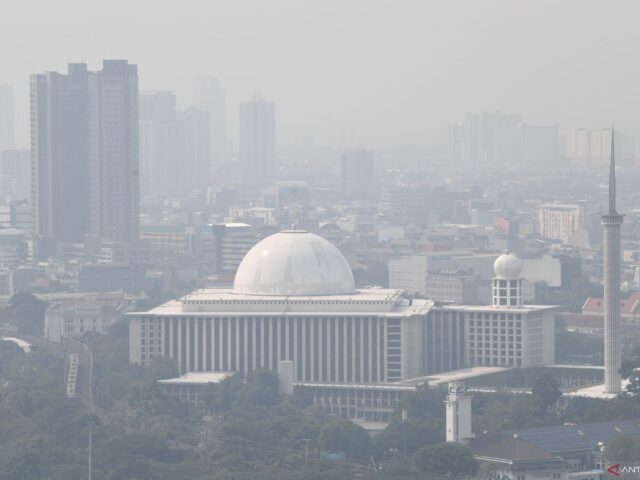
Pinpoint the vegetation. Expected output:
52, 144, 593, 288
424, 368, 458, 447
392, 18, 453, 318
2, 319, 640, 479
2, 292, 47, 336
605, 436, 640, 463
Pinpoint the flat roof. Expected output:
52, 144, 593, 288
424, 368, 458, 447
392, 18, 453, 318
546, 364, 604, 370
180, 287, 405, 302
398, 366, 510, 387
564, 380, 630, 400
157, 371, 235, 385
294, 381, 417, 392
131, 288, 434, 317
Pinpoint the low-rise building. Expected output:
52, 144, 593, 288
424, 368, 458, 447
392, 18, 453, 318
45, 294, 130, 343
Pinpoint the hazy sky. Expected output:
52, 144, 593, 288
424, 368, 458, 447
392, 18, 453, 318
3, 0, 640, 148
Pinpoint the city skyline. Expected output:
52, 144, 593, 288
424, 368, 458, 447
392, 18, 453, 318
3, 1, 640, 148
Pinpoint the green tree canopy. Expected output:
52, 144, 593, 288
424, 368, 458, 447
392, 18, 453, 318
415, 442, 478, 477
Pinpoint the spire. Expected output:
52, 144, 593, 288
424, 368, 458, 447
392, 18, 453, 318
609, 126, 616, 213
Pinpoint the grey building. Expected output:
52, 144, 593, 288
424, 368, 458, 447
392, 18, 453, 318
239, 93, 276, 189
341, 150, 373, 200
0, 150, 30, 203
0, 84, 14, 155
31, 60, 139, 243
139, 91, 184, 197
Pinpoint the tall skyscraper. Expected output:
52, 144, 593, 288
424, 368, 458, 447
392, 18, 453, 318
566, 128, 616, 165
0, 84, 14, 155
31, 61, 139, 243
139, 91, 183, 197
602, 130, 623, 394
179, 107, 210, 192
91, 60, 139, 243
193, 77, 227, 169
341, 150, 374, 200
140, 93, 211, 197
448, 112, 523, 167
239, 93, 276, 189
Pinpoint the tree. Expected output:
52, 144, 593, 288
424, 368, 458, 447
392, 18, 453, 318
477, 461, 499, 480
415, 442, 478, 477
626, 368, 640, 397
6, 293, 47, 336
376, 417, 444, 457
532, 371, 561, 412
317, 419, 372, 461
605, 436, 640, 463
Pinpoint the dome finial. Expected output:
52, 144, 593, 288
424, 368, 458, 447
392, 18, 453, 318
494, 252, 523, 279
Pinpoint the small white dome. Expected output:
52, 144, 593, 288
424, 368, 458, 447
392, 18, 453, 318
494, 253, 523, 279
233, 230, 355, 296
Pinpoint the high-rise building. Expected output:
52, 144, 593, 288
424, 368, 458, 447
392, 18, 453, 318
90, 60, 140, 243
340, 150, 373, 200
140, 94, 211, 197
449, 113, 558, 167
193, 77, 227, 169
239, 93, 276, 189
0, 84, 14, 155
179, 107, 210, 192
448, 112, 523, 167
537, 202, 588, 244
0, 150, 30, 203
31, 61, 139, 243
602, 133, 622, 394
139, 91, 183, 197
566, 128, 617, 165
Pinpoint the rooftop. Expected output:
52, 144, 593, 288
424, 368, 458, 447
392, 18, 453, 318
132, 288, 433, 316
157, 371, 235, 385
470, 432, 565, 464
398, 366, 510, 387
510, 419, 640, 454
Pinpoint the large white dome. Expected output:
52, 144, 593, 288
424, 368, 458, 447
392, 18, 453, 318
232, 230, 356, 296
493, 253, 523, 279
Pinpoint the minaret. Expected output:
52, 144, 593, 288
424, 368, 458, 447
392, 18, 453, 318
602, 128, 623, 394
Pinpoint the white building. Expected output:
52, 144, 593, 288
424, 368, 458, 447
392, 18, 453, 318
130, 232, 555, 388
538, 203, 588, 244
388, 254, 455, 296
424, 270, 488, 305
45, 294, 129, 343
129, 230, 467, 382
451, 253, 556, 368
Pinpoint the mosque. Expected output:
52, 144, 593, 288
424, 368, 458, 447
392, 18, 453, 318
130, 228, 556, 423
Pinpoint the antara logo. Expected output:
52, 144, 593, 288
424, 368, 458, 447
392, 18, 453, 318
608, 464, 640, 476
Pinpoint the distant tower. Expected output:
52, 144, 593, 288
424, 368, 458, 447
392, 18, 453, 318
239, 93, 276, 189
602, 129, 623, 394
31, 60, 139, 243
445, 381, 474, 444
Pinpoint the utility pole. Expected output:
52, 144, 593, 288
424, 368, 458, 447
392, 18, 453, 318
88, 428, 92, 480
402, 409, 408, 458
